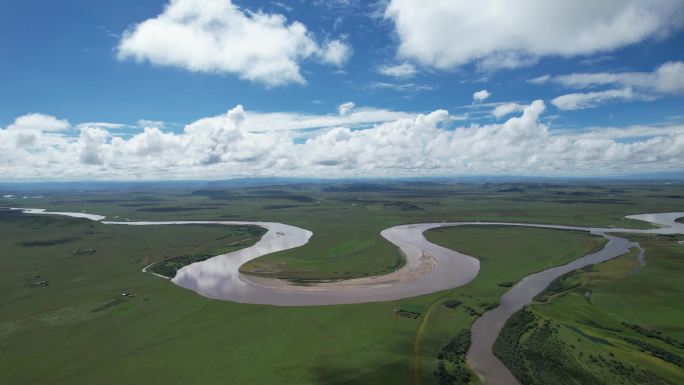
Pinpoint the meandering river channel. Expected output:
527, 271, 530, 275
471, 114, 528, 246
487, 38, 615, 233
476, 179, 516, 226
11, 207, 684, 385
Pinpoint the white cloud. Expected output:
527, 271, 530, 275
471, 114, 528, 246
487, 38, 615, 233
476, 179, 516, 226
378, 62, 417, 78
135, 119, 166, 130
492, 103, 525, 119
538, 61, 684, 110
3, 102, 684, 180
551, 88, 638, 110
384, 0, 684, 70
0, 113, 71, 150
319, 40, 352, 66
77, 122, 128, 130
217, 105, 415, 133
473, 90, 491, 102
117, 0, 351, 86
8, 113, 70, 132
369, 82, 433, 92
78, 127, 109, 165
529, 75, 551, 85
653, 61, 684, 93
534, 61, 684, 94
338, 102, 355, 116
476, 52, 538, 72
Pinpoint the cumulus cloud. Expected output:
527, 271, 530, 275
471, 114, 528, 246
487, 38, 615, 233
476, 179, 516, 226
384, 0, 684, 70
473, 90, 491, 102
117, 0, 351, 86
378, 62, 417, 78
319, 40, 352, 66
0, 113, 71, 150
78, 127, 109, 165
492, 103, 526, 119
8, 113, 70, 132
3, 102, 684, 180
338, 102, 355, 116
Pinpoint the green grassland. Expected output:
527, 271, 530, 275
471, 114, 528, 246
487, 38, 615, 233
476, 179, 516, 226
147, 225, 267, 278
493, 234, 684, 384
0, 211, 433, 385
5, 181, 684, 281
425, 226, 607, 302
1, 181, 683, 385
419, 226, 607, 384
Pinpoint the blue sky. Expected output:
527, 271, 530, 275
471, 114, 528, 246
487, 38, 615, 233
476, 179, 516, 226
1, 0, 684, 180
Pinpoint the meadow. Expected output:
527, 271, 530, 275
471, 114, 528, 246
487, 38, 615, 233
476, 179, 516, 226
493, 233, 684, 385
1, 180, 682, 384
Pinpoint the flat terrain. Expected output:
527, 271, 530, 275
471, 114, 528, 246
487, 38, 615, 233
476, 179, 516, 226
0, 210, 424, 385
1, 181, 683, 385
494, 233, 684, 385
147, 224, 266, 278
420, 226, 607, 384
6, 181, 681, 282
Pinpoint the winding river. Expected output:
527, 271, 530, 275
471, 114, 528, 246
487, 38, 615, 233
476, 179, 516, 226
10, 207, 684, 385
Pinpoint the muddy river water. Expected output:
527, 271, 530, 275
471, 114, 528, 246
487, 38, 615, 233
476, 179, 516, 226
11, 207, 684, 385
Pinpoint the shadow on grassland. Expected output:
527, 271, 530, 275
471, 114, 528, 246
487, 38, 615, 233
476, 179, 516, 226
310, 360, 410, 385
308, 337, 413, 385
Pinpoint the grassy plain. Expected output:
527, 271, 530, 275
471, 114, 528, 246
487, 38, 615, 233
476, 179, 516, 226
420, 226, 606, 384
0, 210, 424, 385
1, 181, 683, 385
7, 181, 683, 281
493, 234, 684, 384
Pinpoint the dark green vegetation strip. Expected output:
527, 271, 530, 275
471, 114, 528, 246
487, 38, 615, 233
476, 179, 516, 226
90, 297, 130, 313
147, 225, 267, 278
495, 235, 684, 384
136, 206, 219, 212
20, 237, 81, 247
434, 330, 472, 385
148, 251, 214, 278
622, 322, 684, 350
443, 300, 462, 310
533, 270, 581, 302
622, 338, 684, 368
494, 308, 644, 385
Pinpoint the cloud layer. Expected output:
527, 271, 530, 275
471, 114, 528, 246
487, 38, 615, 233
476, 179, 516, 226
537, 61, 684, 109
378, 63, 417, 78
384, 0, 684, 70
534, 61, 684, 94
117, 0, 350, 86
492, 103, 526, 119
3, 102, 684, 180
551, 88, 639, 110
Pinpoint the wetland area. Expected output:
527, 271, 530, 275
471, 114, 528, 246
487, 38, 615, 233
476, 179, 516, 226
2, 181, 683, 385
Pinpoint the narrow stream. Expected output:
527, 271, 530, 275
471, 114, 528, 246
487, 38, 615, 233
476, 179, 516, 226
463, 214, 684, 385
